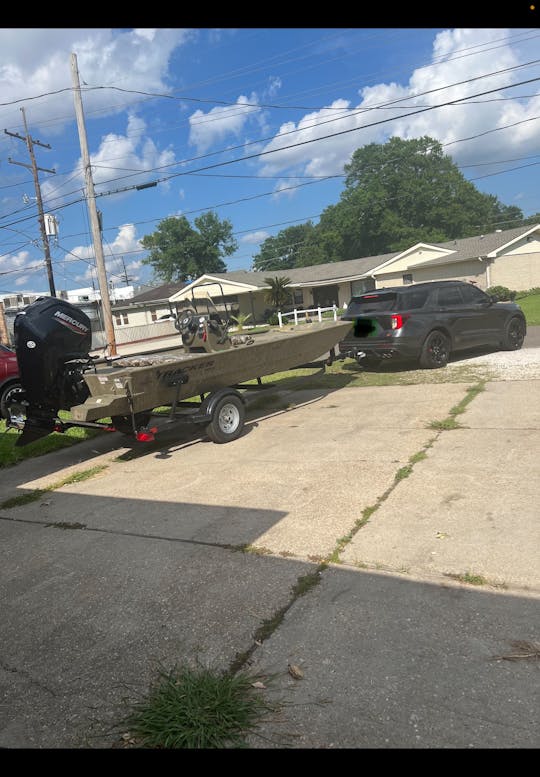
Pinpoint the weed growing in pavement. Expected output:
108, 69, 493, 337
444, 571, 489, 586
0, 465, 108, 509
449, 381, 486, 416
427, 418, 463, 431
395, 464, 413, 481
124, 664, 276, 749
428, 380, 486, 431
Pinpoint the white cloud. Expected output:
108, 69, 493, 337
240, 230, 270, 244
0, 248, 32, 275
0, 28, 194, 135
271, 181, 302, 200
188, 93, 261, 151
257, 29, 540, 177
40, 114, 176, 204
70, 223, 144, 282
0, 249, 43, 289
264, 76, 282, 99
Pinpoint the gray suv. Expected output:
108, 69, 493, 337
338, 280, 526, 369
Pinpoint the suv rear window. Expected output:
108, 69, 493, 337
346, 292, 397, 314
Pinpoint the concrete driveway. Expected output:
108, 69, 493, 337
0, 375, 538, 748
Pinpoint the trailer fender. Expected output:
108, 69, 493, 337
191, 387, 246, 425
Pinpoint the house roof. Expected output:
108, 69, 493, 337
130, 282, 187, 303
207, 254, 398, 287
219, 226, 539, 287
406, 225, 540, 270
142, 224, 540, 304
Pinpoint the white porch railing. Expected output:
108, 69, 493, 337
278, 305, 339, 327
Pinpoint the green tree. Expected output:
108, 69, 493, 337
338, 136, 524, 253
252, 223, 316, 271
264, 276, 292, 309
141, 212, 237, 282
523, 211, 540, 226
255, 137, 525, 270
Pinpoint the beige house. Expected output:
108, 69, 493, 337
168, 224, 540, 323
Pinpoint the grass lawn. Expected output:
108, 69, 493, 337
0, 413, 105, 469
517, 294, 540, 326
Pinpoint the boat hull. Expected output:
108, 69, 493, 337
70, 319, 352, 422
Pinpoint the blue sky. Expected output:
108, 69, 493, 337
1, 25, 540, 295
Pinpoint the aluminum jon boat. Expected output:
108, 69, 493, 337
9, 293, 352, 446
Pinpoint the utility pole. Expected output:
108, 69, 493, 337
70, 52, 117, 356
120, 256, 133, 286
5, 108, 57, 297
0, 300, 9, 345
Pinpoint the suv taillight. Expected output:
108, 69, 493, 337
391, 314, 409, 330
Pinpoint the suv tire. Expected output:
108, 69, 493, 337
502, 316, 525, 351
419, 330, 450, 369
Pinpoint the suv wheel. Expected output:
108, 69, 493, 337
419, 331, 450, 369
502, 317, 525, 351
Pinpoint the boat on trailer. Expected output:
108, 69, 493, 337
7, 289, 352, 447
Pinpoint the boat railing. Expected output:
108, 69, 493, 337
277, 305, 339, 327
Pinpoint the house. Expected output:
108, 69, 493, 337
168, 224, 540, 323
113, 282, 187, 327
88, 281, 188, 350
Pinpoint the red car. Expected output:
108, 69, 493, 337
0, 344, 22, 419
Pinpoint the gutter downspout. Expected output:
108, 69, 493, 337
481, 256, 491, 288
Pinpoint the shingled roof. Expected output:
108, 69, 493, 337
130, 282, 187, 303
132, 224, 540, 300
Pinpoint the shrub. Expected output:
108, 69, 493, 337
266, 312, 281, 326
486, 285, 516, 301
515, 287, 540, 299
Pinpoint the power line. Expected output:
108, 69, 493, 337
4, 108, 57, 296
2, 56, 538, 220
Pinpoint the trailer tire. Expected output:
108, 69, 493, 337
111, 412, 152, 435
205, 394, 245, 444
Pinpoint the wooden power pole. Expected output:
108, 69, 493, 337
0, 301, 10, 346
5, 108, 57, 297
70, 52, 117, 356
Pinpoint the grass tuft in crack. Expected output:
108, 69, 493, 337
427, 380, 486, 432
0, 465, 108, 509
124, 664, 275, 749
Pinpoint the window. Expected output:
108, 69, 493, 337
351, 279, 376, 296
347, 292, 397, 314
151, 310, 157, 322
460, 284, 489, 304
293, 289, 303, 306
402, 288, 429, 310
437, 287, 463, 307
402, 273, 413, 285
114, 313, 129, 326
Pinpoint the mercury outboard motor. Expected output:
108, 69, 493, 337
13, 296, 94, 446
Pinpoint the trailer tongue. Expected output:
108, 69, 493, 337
7, 295, 352, 447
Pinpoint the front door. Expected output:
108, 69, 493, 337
313, 285, 339, 308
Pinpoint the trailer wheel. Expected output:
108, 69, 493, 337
205, 394, 245, 444
111, 412, 152, 435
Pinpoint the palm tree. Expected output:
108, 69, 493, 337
228, 312, 252, 331
264, 276, 292, 310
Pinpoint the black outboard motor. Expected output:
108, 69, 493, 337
13, 296, 93, 446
